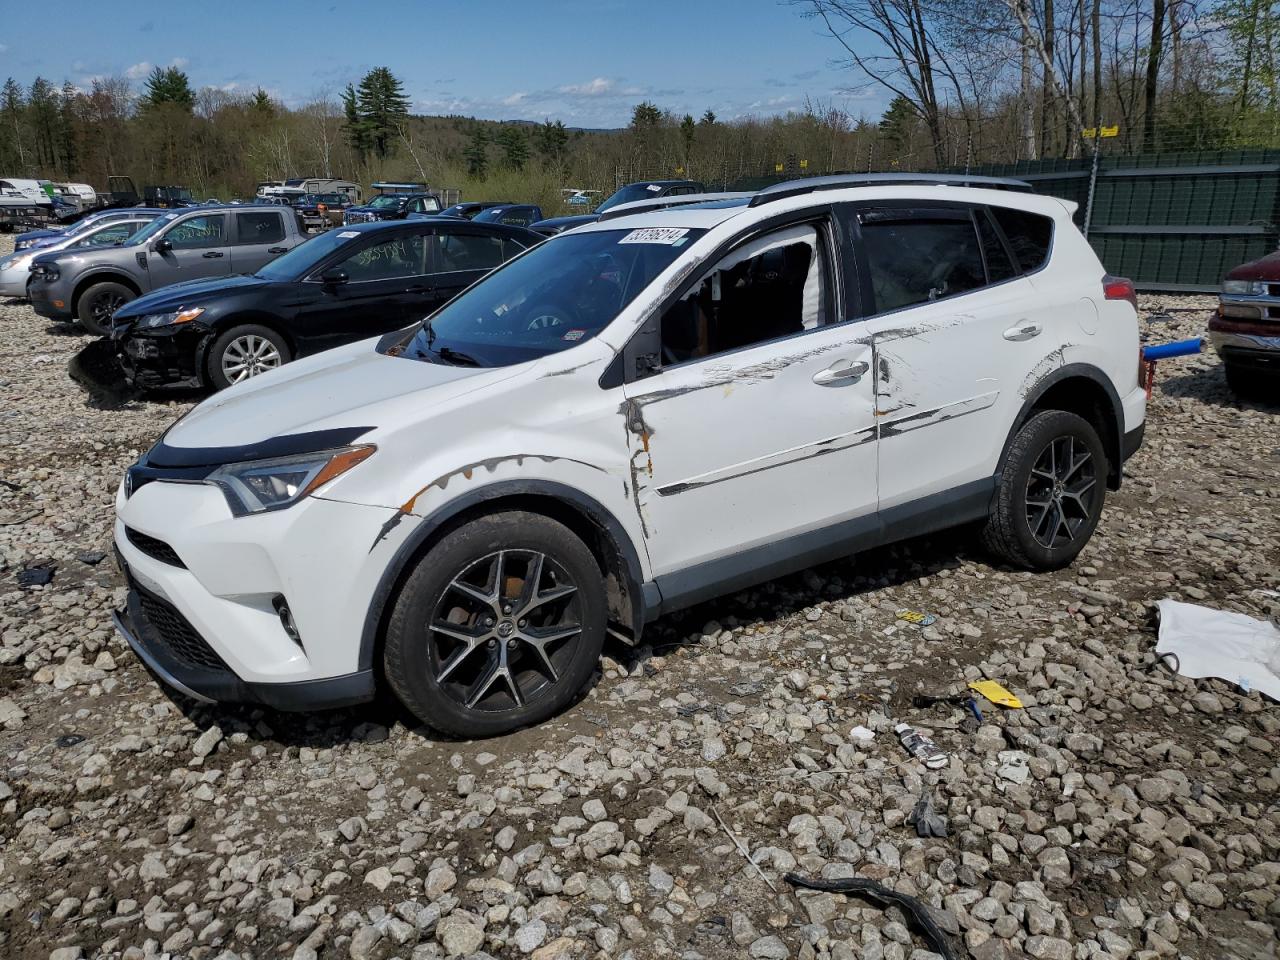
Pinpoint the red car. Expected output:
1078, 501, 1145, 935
1211, 250, 1280, 399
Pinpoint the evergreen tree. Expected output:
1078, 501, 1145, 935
878, 96, 918, 157
700, 109, 717, 126
495, 125, 529, 169
680, 113, 696, 163
251, 88, 275, 117
341, 83, 370, 157
537, 119, 568, 162
354, 67, 410, 159
141, 66, 194, 111
59, 81, 79, 178
630, 101, 662, 130
463, 127, 489, 179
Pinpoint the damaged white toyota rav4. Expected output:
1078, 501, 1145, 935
113, 174, 1146, 737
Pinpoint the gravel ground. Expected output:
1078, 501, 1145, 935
1, 230, 1278, 960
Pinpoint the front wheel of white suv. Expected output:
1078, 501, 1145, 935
982, 410, 1107, 570
383, 512, 606, 738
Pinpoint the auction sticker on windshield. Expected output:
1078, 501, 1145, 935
618, 228, 689, 245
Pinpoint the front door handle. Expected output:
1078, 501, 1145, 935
201, 251, 224, 259
812, 359, 869, 385
405, 284, 432, 293
267, 246, 288, 254
1003, 321, 1042, 341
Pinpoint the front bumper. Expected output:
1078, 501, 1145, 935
27, 278, 74, 320
1208, 321, 1280, 376
112, 583, 374, 709
113, 476, 416, 710
115, 324, 208, 388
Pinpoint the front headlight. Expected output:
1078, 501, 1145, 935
1221, 279, 1263, 296
205, 445, 375, 516
136, 306, 205, 329
0, 253, 32, 271
34, 262, 58, 281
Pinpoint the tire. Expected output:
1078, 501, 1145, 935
1224, 363, 1274, 402
384, 511, 606, 738
77, 281, 135, 335
981, 410, 1107, 570
207, 324, 291, 390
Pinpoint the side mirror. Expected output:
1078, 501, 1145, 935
153, 237, 172, 254
320, 269, 349, 286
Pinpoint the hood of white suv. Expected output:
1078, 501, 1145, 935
163, 337, 492, 450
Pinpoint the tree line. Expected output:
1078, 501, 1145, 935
1, 3, 1276, 214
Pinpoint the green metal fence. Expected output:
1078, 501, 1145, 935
960, 150, 1280, 292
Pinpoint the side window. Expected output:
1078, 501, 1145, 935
977, 211, 1019, 283
501, 237, 530, 260
234, 211, 285, 245
333, 234, 427, 281
990, 207, 1053, 273
660, 222, 829, 365
75, 223, 136, 247
164, 214, 226, 249
859, 211, 985, 313
434, 233, 506, 272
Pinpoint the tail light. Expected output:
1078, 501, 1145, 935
1103, 275, 1137, 310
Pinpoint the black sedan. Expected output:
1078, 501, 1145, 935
111, 218, 542, 390
438, 201, 512, 219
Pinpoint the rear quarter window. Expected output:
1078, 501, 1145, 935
991, 207, 1054, 273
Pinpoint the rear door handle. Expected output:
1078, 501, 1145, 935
267, 246, 288, 254
405, 284, 432, 293
201, 251, 224, 259
1003, 321, 1042, 341
812, 359, 869, 385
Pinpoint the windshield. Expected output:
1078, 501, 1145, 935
403, 227, 704, 368
316, 193, 345, 203
255, 229, 356, 282
596, 184, 667, 213
126, 212, 180, 246
367, 195, 404, 209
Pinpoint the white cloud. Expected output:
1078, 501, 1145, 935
126, 57, 188, 80
0, 44, 8, 54
558, 77, 615, 97
502, 92, 527, 106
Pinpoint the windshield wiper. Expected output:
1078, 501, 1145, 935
436, 346, 480, 367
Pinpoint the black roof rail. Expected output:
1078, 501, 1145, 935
596, 191, 752, 222
748, 173, 1033, 207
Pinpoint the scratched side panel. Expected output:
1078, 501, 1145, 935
325, 340, 654, 579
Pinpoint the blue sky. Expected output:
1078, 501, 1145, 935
0, 0, 886, 126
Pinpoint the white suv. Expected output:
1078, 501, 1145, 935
112, 175, 1146, 737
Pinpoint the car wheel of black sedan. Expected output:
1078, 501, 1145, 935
207, 325, 292, 390
78, 282, 135, 336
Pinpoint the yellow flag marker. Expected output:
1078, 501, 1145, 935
968, 680, 1023, 709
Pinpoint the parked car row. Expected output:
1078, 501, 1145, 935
113, 217, 542, 389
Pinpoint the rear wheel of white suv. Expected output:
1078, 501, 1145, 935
982, 410, 1107, 570
383, 512, 606, 737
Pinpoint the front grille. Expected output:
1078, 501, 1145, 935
134, 584, 227, 671
126, 526, 186, 568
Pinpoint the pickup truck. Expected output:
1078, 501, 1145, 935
28, 205, 306, 335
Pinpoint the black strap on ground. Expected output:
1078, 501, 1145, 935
784, 873, 958, 960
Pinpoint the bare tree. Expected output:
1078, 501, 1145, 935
301, 91, 340, 178
796, 0, 972, 165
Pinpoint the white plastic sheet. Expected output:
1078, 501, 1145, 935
1155, 599, 1280, 699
